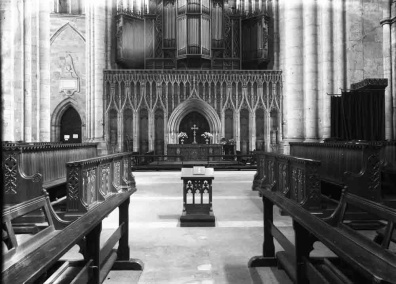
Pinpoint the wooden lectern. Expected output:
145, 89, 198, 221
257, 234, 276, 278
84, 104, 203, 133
180, 166, 215, 227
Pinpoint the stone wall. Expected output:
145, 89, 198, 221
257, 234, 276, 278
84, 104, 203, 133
1, 0, 51, 142
278, 0, 393, 153
346, 0, 384, 85
50, 14, 86, 141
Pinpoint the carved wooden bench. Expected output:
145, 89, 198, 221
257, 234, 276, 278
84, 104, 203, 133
2, 142, 98, 208
64, 152, 136, 220
290, 141, 396, 206
249, 184, 396, 283
251, 152, 322, 212
2, 181, 143, 283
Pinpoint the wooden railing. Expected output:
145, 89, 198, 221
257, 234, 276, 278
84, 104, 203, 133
252, 152, 322, 212
2, 143, 98, 206
65, 152, 135, 219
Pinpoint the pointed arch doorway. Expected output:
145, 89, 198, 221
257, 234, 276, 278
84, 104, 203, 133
60, 107, 82, 143
179, 111, 210, 144
168, 98, 221, 144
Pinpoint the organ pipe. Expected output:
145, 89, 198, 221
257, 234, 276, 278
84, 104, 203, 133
116, 0, 270, 68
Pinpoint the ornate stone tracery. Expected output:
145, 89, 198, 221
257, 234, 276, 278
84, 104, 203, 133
104, 70, 282, 154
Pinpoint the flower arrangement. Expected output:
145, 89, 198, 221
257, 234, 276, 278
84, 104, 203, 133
201, 132, 213, 139
227, 138, 236, 145
178, 132, 188, 139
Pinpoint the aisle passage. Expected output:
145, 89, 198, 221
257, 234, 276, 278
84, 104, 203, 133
103, 170, 293, 284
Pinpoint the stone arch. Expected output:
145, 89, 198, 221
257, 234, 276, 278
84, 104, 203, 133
168, 98, 221, 144
51, 99, 86, 142
50, 23, 85, 45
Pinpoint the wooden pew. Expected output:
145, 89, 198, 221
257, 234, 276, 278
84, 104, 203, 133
249, 181, 396, 283
64, 152, 136, 219
2, 172, 143, 283
251, 152, 322, 212
2, 142, 98, 206
290, 141, 396, 206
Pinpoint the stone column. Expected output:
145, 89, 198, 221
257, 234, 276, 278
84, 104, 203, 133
250, 110, 256, 152
221, 110, 226, 138
38, 0, 51, 141
282, 0, 304, 153
94, 2, 106, 142
118, 111, 123, 153
163, 112, 168, 155
265, 110, 271, 152
148, 110, 154, 151
263, 81, 270, 152
382, 0, 394, 140
391, 0, 396, 140
235, 110, 240, 151
133, 110, 140, 152
1, 0, 16, 141
85, 3, 92, 141
272, 0, 279, 69
303, 0, 318, 141
24, 0, 33, 141
320, 0, 333, 139
85, 0, 107, 152
333, 0, 347, 92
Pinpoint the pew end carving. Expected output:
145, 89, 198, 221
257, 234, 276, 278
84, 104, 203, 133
3, 149, 44, 206
2, 142, 98, 207
341, 144, 382, 202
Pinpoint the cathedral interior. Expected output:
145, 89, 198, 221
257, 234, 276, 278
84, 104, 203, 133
1, 0, 396, 283
2, 0, 394, 154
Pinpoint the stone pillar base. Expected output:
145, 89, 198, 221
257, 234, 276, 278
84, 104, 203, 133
304, 138, 320, 143
92, 139, 108, 156
282, 138, 304, 155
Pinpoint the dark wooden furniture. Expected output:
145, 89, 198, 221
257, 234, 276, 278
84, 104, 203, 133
65, 152, 136, 220
251, 152, 322, 212
2, 142, 98, 206
290, 141, 396, 206
180, 167, 215, 227
249, 179, 396, 283
222, 144, 236, 160
167, 144, 222, 161
2, 176, 142, 283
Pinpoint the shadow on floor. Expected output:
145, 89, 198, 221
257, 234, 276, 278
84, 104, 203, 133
157, 214, 181, 220
249, 266, 293, 284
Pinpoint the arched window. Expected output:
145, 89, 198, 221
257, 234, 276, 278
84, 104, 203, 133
53, 0, 84, 15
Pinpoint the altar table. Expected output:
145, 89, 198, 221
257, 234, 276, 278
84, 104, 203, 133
167, 144, 222, 161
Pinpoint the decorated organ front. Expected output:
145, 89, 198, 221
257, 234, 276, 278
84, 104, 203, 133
116, 0, 271, 70
109, 1, 280, 156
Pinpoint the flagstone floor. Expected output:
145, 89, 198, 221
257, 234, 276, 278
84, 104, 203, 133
101, 170, 295, 284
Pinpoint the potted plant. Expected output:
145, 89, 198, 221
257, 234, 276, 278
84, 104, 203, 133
178, 132, 188, 144
201, 132, 213, 144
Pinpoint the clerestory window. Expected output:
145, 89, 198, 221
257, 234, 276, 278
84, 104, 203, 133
53, 0, 84, 15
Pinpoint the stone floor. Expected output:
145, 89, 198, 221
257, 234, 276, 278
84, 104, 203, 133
101, 170, 295, 284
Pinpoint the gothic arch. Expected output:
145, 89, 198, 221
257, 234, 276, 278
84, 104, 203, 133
50, 23, 85, 45
168, 98, 221, 144
51, 99, 86, 142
